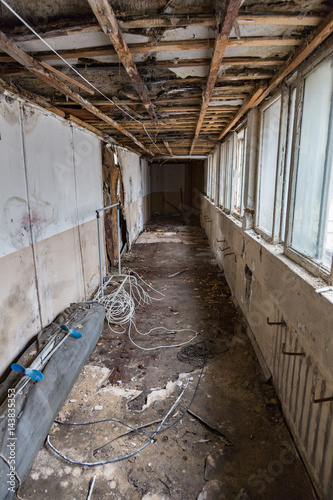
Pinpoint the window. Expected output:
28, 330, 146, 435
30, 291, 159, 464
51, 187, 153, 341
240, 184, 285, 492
206, 155, 212, 198
232, 127, 247, 217
256, 96, 282, 236
287, 57, 333, 278
210, 147, 219, 203
224, 135, 234, 212
280, 87, 296, 239
218, 142, 226, 207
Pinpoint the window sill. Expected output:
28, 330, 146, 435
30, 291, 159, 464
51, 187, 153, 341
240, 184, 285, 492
245, 228, 333, 303
201, 195, 333, 305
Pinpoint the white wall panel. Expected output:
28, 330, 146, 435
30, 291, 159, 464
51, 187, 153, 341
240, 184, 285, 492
0, 96, 30, 257
22, 106, 77, 243
0, 98, 105, 376
73, 127, 103, 224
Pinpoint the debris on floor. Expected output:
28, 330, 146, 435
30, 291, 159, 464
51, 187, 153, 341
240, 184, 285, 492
21, 216, 316, 500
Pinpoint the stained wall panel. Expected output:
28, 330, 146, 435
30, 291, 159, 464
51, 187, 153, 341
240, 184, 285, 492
22, 106, 77, 243
0, 96, 30, 257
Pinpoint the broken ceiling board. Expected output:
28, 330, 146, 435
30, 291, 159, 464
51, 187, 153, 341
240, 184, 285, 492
190, 0, 243, 154
0, 36, 303, 62
15, 31, 150, 53
253, 9, 333, 107
2, 13, 323, 42
0, 0, 331, 157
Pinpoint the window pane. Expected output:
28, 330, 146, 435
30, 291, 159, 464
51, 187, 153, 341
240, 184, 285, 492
232, 128, 247, 216
291, 58, 333, 269
211, 149, 217, 202
204, 158, 209, 195
281, 88, 296, 239
207, 156, 212, 198
324, 156, 333, 267
224, 137, 233, 211
218, 143, 226, 207
258, 97, 281, 234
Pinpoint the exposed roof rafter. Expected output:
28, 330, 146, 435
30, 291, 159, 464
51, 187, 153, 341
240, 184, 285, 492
0, 37, 303, 63
3, 13, 323, 42
163, 140, 174, 156
0, 30, 151, 154
190, 0, 243, 155
216, 9, 333, 144
253, 9, 333, 107
0, 77, 118, 144
87, 0, 156, 123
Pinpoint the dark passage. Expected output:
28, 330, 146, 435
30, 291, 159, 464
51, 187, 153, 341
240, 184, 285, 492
21, 216, 315, 500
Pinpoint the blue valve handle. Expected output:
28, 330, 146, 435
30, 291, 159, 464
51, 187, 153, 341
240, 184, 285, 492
60, 324, 83, 339
11, 363, 43, 381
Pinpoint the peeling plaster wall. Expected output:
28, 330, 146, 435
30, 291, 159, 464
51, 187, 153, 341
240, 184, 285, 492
199, 196, 333, 499
0, 94, 104, 377
116, 147, 151, 247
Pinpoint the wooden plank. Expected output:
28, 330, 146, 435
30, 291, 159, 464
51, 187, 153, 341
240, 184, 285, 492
0, 30, 152, 155
40, 61, 94, 95
54, 86, 255, 106
237, 14, 322, 26
147, 57, 285, 68
0, 77, 119, 144
4, 13, 322, 42
252, 10, 333, 107
120, 13, 322, 28
217, 81, 267, 140
87, 0, 156, 123
189, 0, 243, 155
97, 57, 283, 72
163, 140, 173, 156
0, 36, 302, 63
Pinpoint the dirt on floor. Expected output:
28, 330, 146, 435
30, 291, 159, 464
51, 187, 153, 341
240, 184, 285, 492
21, 216, 317, 500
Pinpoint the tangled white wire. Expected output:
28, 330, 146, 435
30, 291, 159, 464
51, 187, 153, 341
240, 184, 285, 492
94, 272, 164, 333
95, 271, 198, 349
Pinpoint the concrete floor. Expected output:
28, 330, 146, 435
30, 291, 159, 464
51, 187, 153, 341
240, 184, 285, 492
21, 216, 316, 500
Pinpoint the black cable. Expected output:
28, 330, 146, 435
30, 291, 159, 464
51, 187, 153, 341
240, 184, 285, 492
54, 360, 205, 438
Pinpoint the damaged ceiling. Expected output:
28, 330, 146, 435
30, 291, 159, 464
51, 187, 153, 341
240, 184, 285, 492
0, 0, 332, 158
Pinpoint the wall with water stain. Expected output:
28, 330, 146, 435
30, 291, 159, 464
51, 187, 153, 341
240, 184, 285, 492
0, 94, 104, 377
199, 195, 333, 499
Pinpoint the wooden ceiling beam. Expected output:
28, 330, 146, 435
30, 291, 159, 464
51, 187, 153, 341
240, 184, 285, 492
87, 0, 156, 123
0, 30, 151, 154
163, 140, 174, 156
4, 13, 322, 42
0, 36, 302, 63
40, 60, 94, 95
217, 81, 267, 140
0, 57, 284, 77
189, 0, 243, 155
252, 10, 333, 107
0, 77, 119, 144
216, 10, 333, 145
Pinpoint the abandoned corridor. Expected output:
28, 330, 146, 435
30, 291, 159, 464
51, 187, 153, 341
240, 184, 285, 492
20, 216, 315, 500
